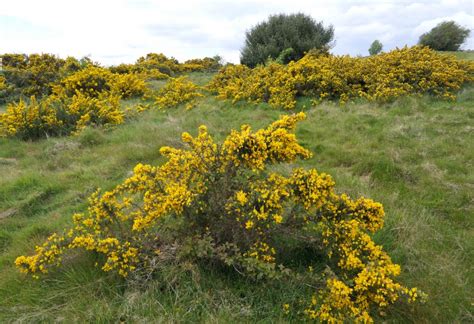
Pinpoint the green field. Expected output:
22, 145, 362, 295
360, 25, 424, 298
0, 72, 473, 322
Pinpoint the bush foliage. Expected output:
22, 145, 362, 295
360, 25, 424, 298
0, 65, 146, 139
0, 93, 123, 139
56, 66, 146, 99
109, 53, 223, 78
418, 21, 471, 51
0, 52, 221, 107
240, 13, 334, 67
15, 114, 424, 322
209, 46, 474, 109
0, 53, 90, 103
153, 76, 203, 110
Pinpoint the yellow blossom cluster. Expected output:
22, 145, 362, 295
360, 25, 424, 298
153, 76, 204, 110
110, 73, 148, 98
0, 92, 123, 139
0, 64, 147, 139
207, 46, 474, 109
180, 57, 223, 72
15, 113, 423, 321
0, 75, 6, 91
109, 53, 222, 78
0, 53, 86, 103
56, 65, 147, 99
0, 96, 61, 138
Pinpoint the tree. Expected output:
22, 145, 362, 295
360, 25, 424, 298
240, 13, 334, 67
418, 21, 471, 51
368, 40, 383, 55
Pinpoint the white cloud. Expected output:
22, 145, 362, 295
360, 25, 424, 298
0, 0, 472, 64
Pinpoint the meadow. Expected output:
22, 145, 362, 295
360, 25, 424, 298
0, 51, 473, 322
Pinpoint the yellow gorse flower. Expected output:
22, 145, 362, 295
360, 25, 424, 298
208, 46, 474, 109
15, 113, 424, 322
153, 76, 204, 110
0, 65, 148, 139
0, 93, 124, 139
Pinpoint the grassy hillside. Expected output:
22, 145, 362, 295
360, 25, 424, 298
0, 78, 473, 322
439, 50, 474, 61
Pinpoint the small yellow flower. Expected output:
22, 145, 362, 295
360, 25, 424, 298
245, 220, 254, 229
273, 214, 283, 224
236, 191, 248, 205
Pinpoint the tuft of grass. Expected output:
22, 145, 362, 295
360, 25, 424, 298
0, 77, 473, 322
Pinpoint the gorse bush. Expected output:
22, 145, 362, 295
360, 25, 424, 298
109, 73, 147, 98
0, 51, 220, 106
0, 75, 6, 91
209, 46, 474, 109
15, 113, 423, 322
208, 62, 294, 108
0, 53, 87, 103
0, 65, 146, 139
109, 53, 223, 78
0, 93, 123, 139
56, 66, 147, 99
0, 96, 61, 139
181, 56, 223, 72
56, 66, 113, 98
135, 53, 179, 75
153, 76, 203, 110
110, 56, 170, 80
240, 13, 334, 67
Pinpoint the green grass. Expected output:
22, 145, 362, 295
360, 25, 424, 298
438, 50, 474, 61
0, 83, 473, 322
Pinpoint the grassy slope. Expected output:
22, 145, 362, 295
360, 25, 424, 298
439, 50, 474, 61
0, 75, 473, 322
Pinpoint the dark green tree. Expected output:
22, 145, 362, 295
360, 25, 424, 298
418, 21, 470, 51
368, 40, 383, 55
240, 13, 334, 67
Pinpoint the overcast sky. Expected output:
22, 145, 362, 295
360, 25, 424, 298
1, 0, 472, 65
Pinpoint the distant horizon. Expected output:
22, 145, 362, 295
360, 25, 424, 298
1, 0, 473, 65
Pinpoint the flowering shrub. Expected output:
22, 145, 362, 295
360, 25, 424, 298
0, 64, 147, 139
15, 113, 423, 321
135, 53, 179, 75
180, 56, 223, 72
0, 96, 61, 139
109, 54, 223, 78
109, 62, 169, 81
55, 66, 147, 99
109, 73, 147, 98
0, 75, 6, 91
208, 46, 474, 109
0, 53, 85, 103
0, 93, 123, 139
154, 76, 203, 110
56, 66, 113, 98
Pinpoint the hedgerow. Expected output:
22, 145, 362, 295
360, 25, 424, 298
15, 113, 424, 322
208, 46, 474, 109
